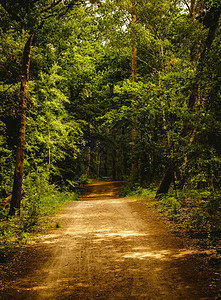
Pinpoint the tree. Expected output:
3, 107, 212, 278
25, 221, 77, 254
1, 0, 220, 207
9, 34, 34, 215
0, 0, 79, 215
156, 0, 221, 196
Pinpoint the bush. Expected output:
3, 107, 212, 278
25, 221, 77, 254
119, 183, 142, 197
159, 190, 221, 247
0, 182, 78, 260
120, 182, 156, 198
158, 195, 181, 221
121, 183, 221, 248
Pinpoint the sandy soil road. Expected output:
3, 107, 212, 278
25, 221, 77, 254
1, 181, 220, 299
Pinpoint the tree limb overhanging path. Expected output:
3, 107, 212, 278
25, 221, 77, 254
1, 181, 220, 299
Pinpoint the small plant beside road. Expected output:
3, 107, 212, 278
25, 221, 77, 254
122, 184, 221, 250
0, 187, 78, 261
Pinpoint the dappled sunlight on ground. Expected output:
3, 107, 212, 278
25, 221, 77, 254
1, 181, 219, 299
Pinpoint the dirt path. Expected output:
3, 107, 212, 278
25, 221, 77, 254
1, 181, 220, 299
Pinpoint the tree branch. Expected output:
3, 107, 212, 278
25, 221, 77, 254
2, 84, 15, 94
182, 0, 191, 14
41, 0, 63, 13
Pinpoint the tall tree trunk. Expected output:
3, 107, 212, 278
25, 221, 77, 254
131, 0, 137, 84
190, 0, 196, 18
131, 0, 138, 180
9, 34, 34, 216
112, 130, 117, 180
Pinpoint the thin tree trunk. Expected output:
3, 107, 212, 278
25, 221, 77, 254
112, 130, 117, 180
86, 146, 91, 177
199, 0, 204, 17
104, 152, 108, 177
131, 0, 137, 84
131, 0, 138, 180
155, 164, 174, 198
46, 114, 51, 176
9, 34, 34, 216
97, 153, 101, 178
190, 0, 196, 18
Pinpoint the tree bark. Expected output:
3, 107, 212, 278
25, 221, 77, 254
155, 164, 174, 198
97, 153, 101, 178
198, 0, 203, 17
131, 0, 138, 180
86, 146, 91, 177
9, 34, 34, 216
112, 130, 117, 180
190, 0, 196, 19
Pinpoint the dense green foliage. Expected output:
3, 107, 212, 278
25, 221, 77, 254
0, 0, 220, 247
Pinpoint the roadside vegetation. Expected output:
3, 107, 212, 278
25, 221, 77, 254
121, 184, 221, 251
0, 171, 91, 260
0, 180, 79, 261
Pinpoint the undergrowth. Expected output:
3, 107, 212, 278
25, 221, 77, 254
0, 187, 78, 261
119, 182, 156, 198
122, 183, 221, 250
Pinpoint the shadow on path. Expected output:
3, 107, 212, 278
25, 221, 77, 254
1, 181, 220, 299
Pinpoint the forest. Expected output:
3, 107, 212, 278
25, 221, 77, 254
0, 0, 221, 252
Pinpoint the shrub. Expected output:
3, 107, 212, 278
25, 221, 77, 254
0, 183, 78, 260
